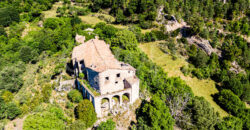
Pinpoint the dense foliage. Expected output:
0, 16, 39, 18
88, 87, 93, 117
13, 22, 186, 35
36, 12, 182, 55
76, 99, 97, 127
216, 116, 243, 130
215, 89, 246, 115
23, 105, 66, 130
188, 97, 219, 129
97, 119, 116, 130
0, 96, 21, 120
67, 89, 83, 103
136, 95, 174, 130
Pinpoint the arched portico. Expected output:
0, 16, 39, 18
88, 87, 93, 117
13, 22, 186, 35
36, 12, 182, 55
122, 93, 130, 104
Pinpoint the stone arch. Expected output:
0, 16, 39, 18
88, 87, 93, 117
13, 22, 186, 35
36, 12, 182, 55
112, 95, 120, 106
101, 97, 110, 116
122, 93, 130, 104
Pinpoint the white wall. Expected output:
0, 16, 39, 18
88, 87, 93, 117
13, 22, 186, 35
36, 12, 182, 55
98, 69, 135, 94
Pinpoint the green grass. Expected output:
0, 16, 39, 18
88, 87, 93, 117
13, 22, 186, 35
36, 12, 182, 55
139, 41, 229, 117
43, 2, 63, 19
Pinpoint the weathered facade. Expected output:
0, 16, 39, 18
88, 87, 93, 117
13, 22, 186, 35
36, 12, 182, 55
72, 36, 139, 117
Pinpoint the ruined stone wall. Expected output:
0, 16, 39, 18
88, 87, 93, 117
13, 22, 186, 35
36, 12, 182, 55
98, 69, 135, 95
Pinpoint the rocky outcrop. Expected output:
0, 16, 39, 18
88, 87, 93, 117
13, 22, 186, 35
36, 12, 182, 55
156, 6, 187, 32
230, 61, 245, 74
186, 36, 222, 57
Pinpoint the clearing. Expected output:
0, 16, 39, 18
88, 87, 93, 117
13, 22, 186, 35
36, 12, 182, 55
139, 41, 229, 117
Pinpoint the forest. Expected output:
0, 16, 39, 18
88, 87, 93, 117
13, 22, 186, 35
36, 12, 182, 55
0, 0, 249, 129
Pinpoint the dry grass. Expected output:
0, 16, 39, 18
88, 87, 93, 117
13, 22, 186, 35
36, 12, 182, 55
79, 13, 128, 29
139, 41, 229, 117
43, 2, 63, 19
79, 14, 105, 25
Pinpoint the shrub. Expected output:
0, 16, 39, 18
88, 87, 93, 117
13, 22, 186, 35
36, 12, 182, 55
19, 46, 38, 63
44, 18, 60, 30
180, 66, 190, 76
136, 96, 174, 129
66, 101, 74, 109
23, 105, 66, 130
111, 30, 138, 50
41, 84, 52, 103
215, 89, 246, 115
188, 97, 219, 129
0, 26, 6, 36
69, 120, 86, 130
0, 6, 20, 26
0, 63, 25, 92
23, 111, 66, 130
216, 116, 242, 130
97, 119, 116, 130
189, 49, 209, 68
79, 73, 85, 79
1, 90, 13, 103
67, 90, 83, 103
76, 99, 97, 127
0, 102, 21, 120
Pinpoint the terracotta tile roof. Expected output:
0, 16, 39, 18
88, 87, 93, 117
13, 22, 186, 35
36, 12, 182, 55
72, 37, 135, 72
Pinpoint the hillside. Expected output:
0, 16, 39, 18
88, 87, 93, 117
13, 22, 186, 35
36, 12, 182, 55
0, 0, 249, 130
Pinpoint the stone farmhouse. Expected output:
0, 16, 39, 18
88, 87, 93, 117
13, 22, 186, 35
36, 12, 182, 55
72, 36, 139, 117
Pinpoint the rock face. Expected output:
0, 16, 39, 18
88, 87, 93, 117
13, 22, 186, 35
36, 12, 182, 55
156, 6, 187, 32
75, 34, 85, 44
230, 61, 245, 74
186, 36, 222, 57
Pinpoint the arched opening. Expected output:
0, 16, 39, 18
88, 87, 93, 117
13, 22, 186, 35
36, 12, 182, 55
122, 93, 130, 104
112, 95, 120, 107
101, 97, 110, 117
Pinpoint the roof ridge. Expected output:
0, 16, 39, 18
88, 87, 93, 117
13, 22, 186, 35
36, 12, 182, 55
92, 39, 108, 70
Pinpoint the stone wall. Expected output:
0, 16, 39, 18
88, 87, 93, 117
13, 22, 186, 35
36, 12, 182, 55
98, 69, 135, 95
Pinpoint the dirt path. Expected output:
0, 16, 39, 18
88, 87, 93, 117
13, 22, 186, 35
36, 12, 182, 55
5, 115, 28, 130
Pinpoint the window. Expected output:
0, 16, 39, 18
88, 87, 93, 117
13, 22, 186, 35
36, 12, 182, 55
116, 73, 120, 78
115, 81, 118, 84
105, 77, 109, 80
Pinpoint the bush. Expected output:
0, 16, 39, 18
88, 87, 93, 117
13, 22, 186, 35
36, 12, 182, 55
215, 89, 246, 115
79, 73, 85, 79
76, 100, 97, 127
41, 84, 52, 103
111, 30, 138, 50
69, 120, 86, 130
19, 46, 38, 63
0, 6, 20, 26
180, 66, 190, 76
136, 95, 174, 129
66, 101, 74, 109
67, 90, 83, 103
97, 119, 116, 130
44, 18, 60, 30
189, 49, 209, 68
0, 102, 21, 120
23, 111, 66, 130
216, 116, 242, 130
188, 97, 219, 129
0, 63, 25, 92
23, 105, 66, 130
1, 90, 13, 103
0, 26, 6, 36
